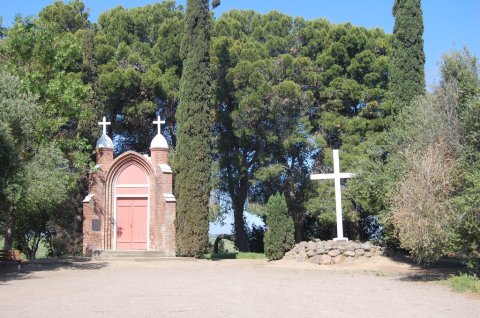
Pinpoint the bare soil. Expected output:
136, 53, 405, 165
1, 256, 478, 317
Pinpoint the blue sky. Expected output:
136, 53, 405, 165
2, 0, 479, 234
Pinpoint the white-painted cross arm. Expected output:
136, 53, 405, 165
311, 174, 335, 180
310, 149, 355, 241
153, 115, 166, 135
98, 116, 111, 135
311, 173, 355, 180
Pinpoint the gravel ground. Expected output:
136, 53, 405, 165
1, 257, 479, 318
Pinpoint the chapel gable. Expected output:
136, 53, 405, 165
82, 116, 176, 255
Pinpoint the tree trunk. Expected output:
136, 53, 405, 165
293, 218, 304, 243
230, 163, 250, 252
233, 202, 250, 252
30, 235, 41, 260
284, 188, 304, 243
3, 205, 15, 250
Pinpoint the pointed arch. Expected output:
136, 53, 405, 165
106, 151, 155, 186
103, 151, 156, 250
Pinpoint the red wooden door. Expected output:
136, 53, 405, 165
116, 198, 147, 250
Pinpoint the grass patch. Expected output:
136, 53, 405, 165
443, 273, 480, 294
208, 237, 237, 253
206, 237, 266, 259
203, 252, 266, 260
0, 236, 49, 259
235, 252, 266, 259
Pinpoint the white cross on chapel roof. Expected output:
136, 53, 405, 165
153, 115, 165, 135
310, 149, 354, 242
98, 116, 111, 135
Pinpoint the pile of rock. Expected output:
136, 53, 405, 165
283, 239, 384, 265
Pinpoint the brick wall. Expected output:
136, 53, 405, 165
83, 147, 176, 256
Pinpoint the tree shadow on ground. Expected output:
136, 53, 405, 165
0, 257, 108, 284
386, 252, 473, 282
203, 252, 238, 261
203, 252, 266, 261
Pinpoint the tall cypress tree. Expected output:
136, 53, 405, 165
175, 0, 212, 257
390, 0, 425, 112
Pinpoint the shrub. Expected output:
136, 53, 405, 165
389, 84, 462, 263
247, 224, 265, 253
391, 142, 458, 263
264, 193, 295, 260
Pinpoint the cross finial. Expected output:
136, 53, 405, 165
153, 115, 165, 135
98, 116, 111, 135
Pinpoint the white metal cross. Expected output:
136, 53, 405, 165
153, 115, 165, 135
98, 116, 111, 135
310, 149, 354, 242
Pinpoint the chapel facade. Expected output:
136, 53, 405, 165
82, 117, 176, 256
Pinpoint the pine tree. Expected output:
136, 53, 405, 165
390, 0, 425, 112
264, 193, 295, 260
174, 0, 212, 257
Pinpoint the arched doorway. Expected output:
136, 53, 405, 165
114, 164, 149, 250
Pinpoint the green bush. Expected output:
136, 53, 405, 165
264, 193, 295, 260
247, 224, 265, 253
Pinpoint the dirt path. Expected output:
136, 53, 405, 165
1, 257, 478, 317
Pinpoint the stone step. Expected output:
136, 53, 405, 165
92, 250, 175, 260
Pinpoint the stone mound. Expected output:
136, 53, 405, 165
283, 239, 384, 265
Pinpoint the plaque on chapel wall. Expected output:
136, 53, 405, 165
91, 219, 101, 231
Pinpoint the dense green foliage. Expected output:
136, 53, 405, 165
174, 0, 212, 257
345, 0, 428, 255
0, 71, 75, 258
355, 49, 479, 264
264, 193, 295, 260
396, 49, 480, 264
1, 1, 478, 265
445, 50, 480, 269
389, 0, 425, 112
247, 224, 265, 253
211, 10, 392, 244
389, 84, 461, 263
0, 1, 393, 255
0, 1, 95, 258
95, 1, 184, 152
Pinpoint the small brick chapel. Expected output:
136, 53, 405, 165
82, 116, 176, 256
